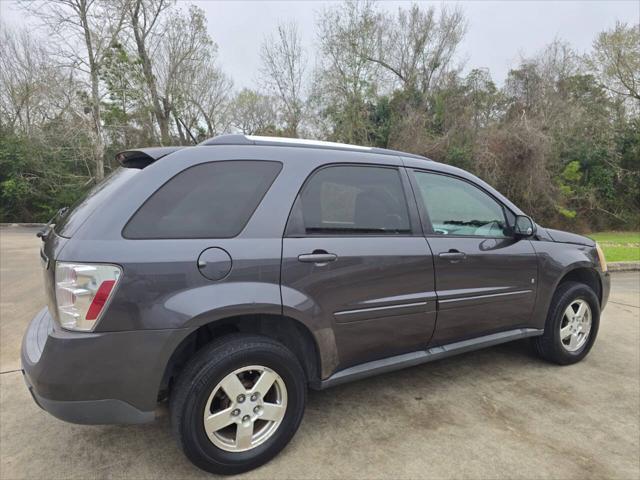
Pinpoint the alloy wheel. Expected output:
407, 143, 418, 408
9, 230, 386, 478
202, 365, 287, 452
560, 299, 592, 352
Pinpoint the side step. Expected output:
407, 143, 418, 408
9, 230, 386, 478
315, 328, 543, 389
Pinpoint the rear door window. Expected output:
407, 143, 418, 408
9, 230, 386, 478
123, 161, 282, 239
287, 165, 411, 235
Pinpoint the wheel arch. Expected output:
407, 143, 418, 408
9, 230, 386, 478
555, 265, 603, 306
157, 313, 321, 402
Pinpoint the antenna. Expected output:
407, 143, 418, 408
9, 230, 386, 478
177, 117, 198, 145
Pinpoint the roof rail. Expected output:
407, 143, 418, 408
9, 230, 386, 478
199, 134, 429, 160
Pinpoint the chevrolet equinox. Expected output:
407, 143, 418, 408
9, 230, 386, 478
22, 135, 610, 474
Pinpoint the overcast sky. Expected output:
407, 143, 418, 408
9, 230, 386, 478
1, 0, 638, 89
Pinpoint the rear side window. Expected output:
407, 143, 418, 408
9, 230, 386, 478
56, 168, 139, 238
124, 161, 282, 239
288, 165, 411, 235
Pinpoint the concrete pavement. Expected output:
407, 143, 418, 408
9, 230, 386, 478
1, 226, 638, 479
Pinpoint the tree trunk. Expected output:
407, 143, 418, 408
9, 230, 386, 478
92, 73, 105, 181
79, 0, 104, 181
130, 5, 170, 145
205, 116, 214, 137
195, 102, 214, 136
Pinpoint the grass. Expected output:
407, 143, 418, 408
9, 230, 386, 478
588, 231, 640, 262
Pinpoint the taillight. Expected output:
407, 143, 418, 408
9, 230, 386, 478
55, 262, 121, 331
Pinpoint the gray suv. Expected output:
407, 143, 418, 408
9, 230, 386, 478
22, 135, 610, 474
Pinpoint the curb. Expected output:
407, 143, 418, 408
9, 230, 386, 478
608, 262, 640, 272
1, 223, 46, 227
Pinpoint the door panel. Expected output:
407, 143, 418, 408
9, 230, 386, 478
280, 164, 437, 375
426, 236, 537, 345
408, 169, 538, 345
281, 237, 437, 370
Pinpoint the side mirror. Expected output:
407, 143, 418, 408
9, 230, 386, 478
514, 215, 536, 237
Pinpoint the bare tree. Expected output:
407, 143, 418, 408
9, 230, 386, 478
230, 89, 278, 135
189, 65, 233, 137
125, 1, 223, 145
0, 25, 55, 133
587, 22, 640, 103
0, 25, 90, 155
126, 0, 173, 144
369, 4, 466, 95
260, 21, 306, 137
155, 5, 217, 143
313, 0, 382, 143
504, 39, 580, 125
20, 0, 126, 180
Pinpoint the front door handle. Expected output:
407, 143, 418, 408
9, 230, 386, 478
298, 250, 337, 264
439, 249, 466, 262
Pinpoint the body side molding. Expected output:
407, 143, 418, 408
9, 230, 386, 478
334, 301, 428, 318
312, 328, 543, 389
439, 289, 533, 304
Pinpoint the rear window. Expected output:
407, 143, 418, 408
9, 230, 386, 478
123, 161, 282, 239
287, 165, 411, 235
56, 168, 138, 238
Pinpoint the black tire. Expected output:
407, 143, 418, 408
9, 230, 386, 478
170, 334, 306, 475
533, 281, 600, 365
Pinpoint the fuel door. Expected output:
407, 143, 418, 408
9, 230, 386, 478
197, 247, 232, 281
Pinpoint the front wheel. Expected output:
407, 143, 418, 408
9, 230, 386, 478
533, 281, 600, 365
170, 334, 306, 475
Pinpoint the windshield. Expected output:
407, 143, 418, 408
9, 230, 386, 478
55, 168, 138, 238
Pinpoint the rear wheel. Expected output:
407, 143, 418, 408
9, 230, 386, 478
534, 281, 600, 365
171, 334, 306, 475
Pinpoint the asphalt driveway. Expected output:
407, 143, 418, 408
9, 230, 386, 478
1, 226, 638, 479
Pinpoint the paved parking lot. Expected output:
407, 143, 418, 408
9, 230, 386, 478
1, 226, 639, 479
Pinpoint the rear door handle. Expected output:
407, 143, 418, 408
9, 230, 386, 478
438, 250, 466, 261
298, 251, 337, 264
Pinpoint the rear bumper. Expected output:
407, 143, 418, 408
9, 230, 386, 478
21, 307, 189, 425
22, 371, 154, 424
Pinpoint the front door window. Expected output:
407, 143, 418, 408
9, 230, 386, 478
413, 172, 510, 238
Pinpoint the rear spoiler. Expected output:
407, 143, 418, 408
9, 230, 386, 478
115, 146, 185, 169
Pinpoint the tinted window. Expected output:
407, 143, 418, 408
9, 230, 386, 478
124, 161, 281, 239
56, 168, 138, 238
413, 171, 509, 237
292, 165, 411, 235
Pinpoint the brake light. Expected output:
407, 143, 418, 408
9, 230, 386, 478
55, 262, 121, 331
85, 280, 116, 320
